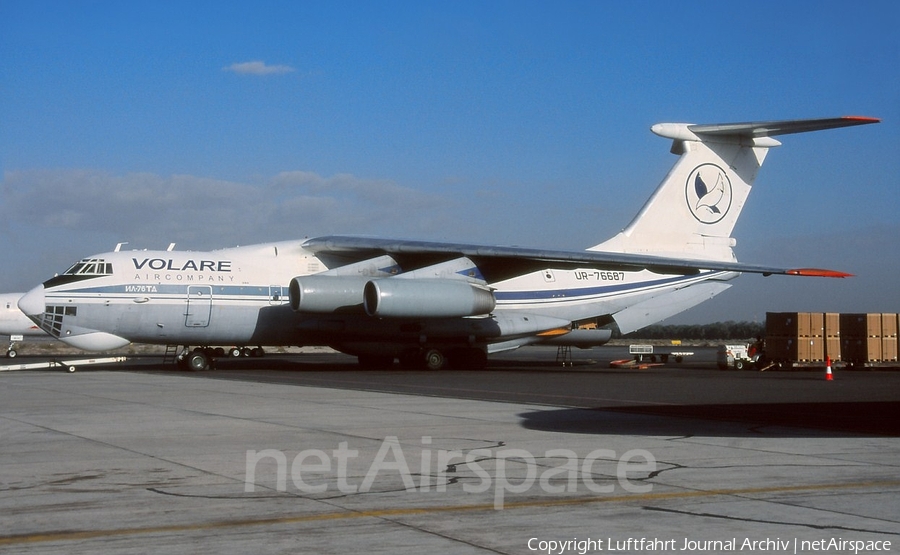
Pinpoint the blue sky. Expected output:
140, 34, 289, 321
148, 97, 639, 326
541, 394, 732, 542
1, 0, 898, 323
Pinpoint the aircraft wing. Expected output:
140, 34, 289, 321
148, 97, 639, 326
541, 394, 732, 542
302, 235, 850, 283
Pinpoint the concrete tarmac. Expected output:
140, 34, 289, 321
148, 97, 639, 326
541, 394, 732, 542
2, 348, 899, 554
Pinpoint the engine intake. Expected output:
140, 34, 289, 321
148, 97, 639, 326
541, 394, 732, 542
364, 279, 496, 318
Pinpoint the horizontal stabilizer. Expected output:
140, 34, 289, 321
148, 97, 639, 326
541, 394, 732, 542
688, 116, 880, 138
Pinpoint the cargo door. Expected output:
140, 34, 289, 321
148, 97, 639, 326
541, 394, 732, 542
185, 285, 212, 327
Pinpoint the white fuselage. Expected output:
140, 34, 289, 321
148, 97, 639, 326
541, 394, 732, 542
19, 240, 737, 352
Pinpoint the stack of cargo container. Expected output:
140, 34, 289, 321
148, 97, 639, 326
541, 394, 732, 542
841, 313, 880, 363
765, 312, 826, 362
840, 313, 899, 364
765, 312, 898, 367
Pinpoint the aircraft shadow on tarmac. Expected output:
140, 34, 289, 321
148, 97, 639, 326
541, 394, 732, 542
42, 355, 898, 439
518, 402, 900, 438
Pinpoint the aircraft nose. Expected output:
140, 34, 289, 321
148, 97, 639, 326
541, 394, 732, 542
18, 285, 46, 318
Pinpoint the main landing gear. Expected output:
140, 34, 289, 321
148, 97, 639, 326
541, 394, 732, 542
173, 346, 265, 371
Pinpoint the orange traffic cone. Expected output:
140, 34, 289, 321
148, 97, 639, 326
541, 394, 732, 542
825, 356, 833, 381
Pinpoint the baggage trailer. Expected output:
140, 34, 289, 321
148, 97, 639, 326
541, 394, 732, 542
609, 344, 694, 369
628, 344, 694, 363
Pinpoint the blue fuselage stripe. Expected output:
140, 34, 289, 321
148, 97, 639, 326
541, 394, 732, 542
494, 273, 714, 302
46, 272, 726, 304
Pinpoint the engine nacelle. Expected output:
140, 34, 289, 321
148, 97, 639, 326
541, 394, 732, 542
364, 279, 496, 318
289, 276, 368, 313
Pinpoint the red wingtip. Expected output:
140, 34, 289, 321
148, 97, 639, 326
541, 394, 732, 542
842, 116, 881, 124
787, 268, 854, 278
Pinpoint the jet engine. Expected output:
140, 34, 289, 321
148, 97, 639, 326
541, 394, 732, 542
289, 276, 369, 313
364, 279, 496, 318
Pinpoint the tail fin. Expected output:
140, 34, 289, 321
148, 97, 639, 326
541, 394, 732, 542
592, 117, 879, 262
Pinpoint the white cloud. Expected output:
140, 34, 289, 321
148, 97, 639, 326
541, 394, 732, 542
223, 61, 295, 75
0, 169, 457, 251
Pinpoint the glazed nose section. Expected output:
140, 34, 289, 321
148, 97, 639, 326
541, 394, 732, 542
18, 285, 46, 318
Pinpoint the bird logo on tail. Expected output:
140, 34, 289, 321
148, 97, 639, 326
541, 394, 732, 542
685, 164, 732, 224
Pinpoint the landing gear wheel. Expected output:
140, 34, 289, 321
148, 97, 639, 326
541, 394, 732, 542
187, 351, 210, 371
423, 349, 445, 371
6, 349, 17, 358
229, 347, 241, 357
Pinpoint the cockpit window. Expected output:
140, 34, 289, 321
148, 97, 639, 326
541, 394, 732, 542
44, 258, 115, 288
63, 258, 114, 276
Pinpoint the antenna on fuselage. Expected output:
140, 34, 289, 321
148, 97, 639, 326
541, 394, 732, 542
114, 242, 128, 252
167, 243, 176, 251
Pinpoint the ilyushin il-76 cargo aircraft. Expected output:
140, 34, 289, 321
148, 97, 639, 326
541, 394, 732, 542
18, 116, 879, 370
